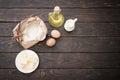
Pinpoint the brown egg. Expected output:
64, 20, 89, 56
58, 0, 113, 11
51, 30, 61, 38
46, 38, 56, 47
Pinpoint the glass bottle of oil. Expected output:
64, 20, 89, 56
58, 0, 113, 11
48, 6, 64, 27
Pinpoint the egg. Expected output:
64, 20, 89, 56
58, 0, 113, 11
51, 30, 61, 38
46, 38, 56, 47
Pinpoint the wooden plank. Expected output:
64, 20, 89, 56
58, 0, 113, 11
0, 37, 120, 52
0, 53, 120, 69
0, 23, 120, 37
0, 0, 120, 8
0, 9, 120, 22
0, 69, 120, 80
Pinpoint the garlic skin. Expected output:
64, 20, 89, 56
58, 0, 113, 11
51, 30, 61, 38
46, 38, 56, 47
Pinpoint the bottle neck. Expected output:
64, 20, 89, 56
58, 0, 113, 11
53, 11, 60, 15
53, 12, 60, 19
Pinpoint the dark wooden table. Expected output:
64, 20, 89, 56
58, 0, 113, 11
0, 0, 120, 80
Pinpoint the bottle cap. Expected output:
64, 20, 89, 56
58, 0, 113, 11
54, 6, 61, 13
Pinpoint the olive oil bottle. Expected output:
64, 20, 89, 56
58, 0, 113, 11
48, 6, 64, 27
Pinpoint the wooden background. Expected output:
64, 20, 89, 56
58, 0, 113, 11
0, 0, 120, 80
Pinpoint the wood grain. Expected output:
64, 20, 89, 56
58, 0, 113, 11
0, 53, 120, 69
0, 9, 120, 22
0, 69, 120, 80
0, 0, 120, 8
0, 23, 120, 37
0, 0, 120, 80
0, 37, 120, 52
